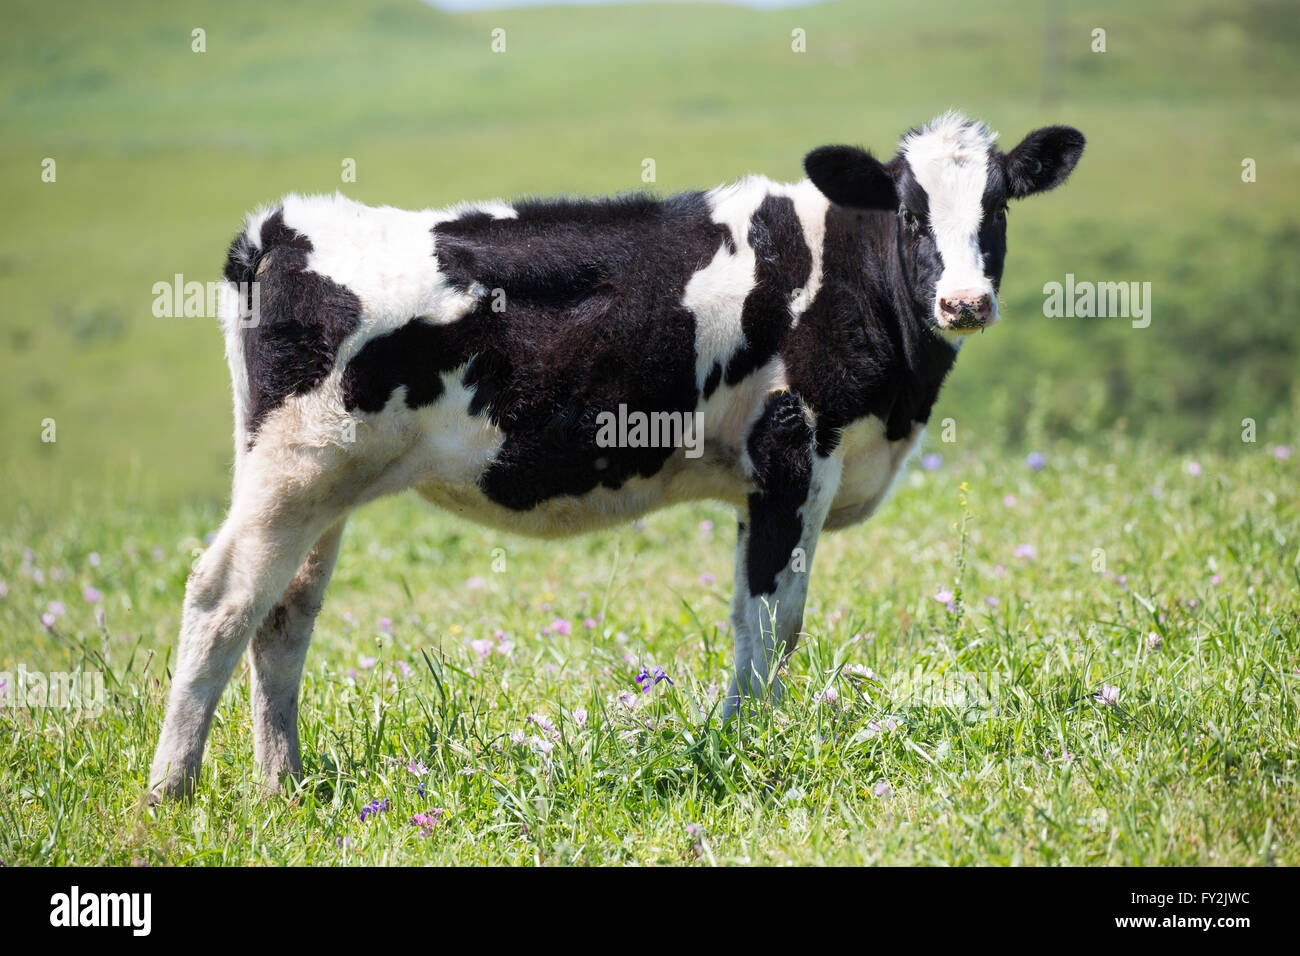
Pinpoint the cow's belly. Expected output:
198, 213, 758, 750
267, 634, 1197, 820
413, 456, 743, 539
824, 417, 923, 530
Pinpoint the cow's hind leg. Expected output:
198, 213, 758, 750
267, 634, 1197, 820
724, 393, 840, 718
249, 519, 346, 793
149, 475, 345, 801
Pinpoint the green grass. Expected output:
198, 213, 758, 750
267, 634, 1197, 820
3, 436, 1297, 865
1, 0, 1298, 865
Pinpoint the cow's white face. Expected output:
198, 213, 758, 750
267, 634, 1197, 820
899, 114, 1003, 338
802, 113, 1085, 344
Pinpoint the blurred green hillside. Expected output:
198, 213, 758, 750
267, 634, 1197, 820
1, 0, 1297, 518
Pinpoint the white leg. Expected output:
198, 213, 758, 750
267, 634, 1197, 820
723, 394, 840, 718
149, 485, 342, 800
249, 519, 346, 792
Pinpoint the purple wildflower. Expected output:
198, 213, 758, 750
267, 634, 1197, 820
360, 797, 390, 821
83, 586, 103, 604
409, 759, 429, 795
527, 712, 558, 739
1044, 747, 1074, 765
1094, 684, 1120, 707
921, 452, 942, 471
1026, 451, 1046, 471
551, 617, 572, 636
865, 716, 900, 738
635, 665, 674, 691
815, 685, 839, 705
410, 810, 444, 836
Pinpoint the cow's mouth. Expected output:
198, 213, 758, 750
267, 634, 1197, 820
940, 310, 995, 333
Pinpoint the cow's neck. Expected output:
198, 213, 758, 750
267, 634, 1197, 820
873, 209, 959, 437
783, 204, 957, 454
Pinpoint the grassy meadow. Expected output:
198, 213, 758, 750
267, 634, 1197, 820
4, 437, 1298, 865
1, 0, 1298, 865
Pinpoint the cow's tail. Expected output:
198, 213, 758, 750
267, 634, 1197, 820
218, 205, 279, 451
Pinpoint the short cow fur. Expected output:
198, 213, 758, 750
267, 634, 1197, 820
150, 113, 1084, 798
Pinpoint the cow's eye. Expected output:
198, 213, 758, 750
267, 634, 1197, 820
993, 206, 1008, 224
901, 208, 919, 230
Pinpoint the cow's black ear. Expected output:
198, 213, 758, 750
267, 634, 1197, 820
803, 145, 898, 210
1004, 126, 1085, 198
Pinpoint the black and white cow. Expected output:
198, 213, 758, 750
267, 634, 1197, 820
150, 112, 1083, 798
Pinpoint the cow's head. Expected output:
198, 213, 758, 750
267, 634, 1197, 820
804, 113, 1085, 341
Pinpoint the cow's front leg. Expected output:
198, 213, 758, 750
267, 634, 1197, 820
724, 393, 840, 718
